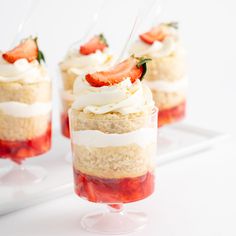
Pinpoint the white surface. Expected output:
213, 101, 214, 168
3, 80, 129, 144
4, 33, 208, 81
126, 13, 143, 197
0, 132, 73, 215
0, 0, 236, 235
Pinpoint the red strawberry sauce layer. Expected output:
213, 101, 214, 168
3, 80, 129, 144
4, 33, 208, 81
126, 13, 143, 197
73, 169, 155, 204
60, 112, 70, 138
0, 122, 51, 164
158, 101, 186, 127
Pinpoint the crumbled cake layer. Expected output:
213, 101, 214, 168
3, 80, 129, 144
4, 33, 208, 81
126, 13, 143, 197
70, 110, 154, 134
60, 70, 77, 90
0, 113, 51, 140
145, 51, 186, 82
0, 81, 51, 104
151, 89, 186, 110
72, 143, 155, 179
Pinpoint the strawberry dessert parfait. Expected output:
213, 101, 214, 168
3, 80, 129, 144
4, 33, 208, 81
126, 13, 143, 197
69, 56, 157, 234
130, 22, 187, 127
59, 34, 113, 138
0, 37, 52, 184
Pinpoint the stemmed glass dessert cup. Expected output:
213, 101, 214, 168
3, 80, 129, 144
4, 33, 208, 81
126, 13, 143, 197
59, 0, 108, 140
0, 75, 52, 185
0, 41, 52, 185
69, 107, 158, 234
131, 20, 187, 128
0, 87, 52, 185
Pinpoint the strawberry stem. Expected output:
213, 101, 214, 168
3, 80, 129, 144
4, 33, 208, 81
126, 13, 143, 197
164, 21, 178, 29
136, 57, 152, 81
99, 33, 109, 47
34, 37, 46, 64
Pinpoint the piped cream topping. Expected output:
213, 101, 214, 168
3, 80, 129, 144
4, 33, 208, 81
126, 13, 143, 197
59, 48, 114, 75
0, 53, 50, 83
130, 37, 178, 58
72, 76, 155, 115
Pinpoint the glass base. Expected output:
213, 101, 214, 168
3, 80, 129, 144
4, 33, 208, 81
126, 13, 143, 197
0, 164, 47, 186
81, 204, 147, 234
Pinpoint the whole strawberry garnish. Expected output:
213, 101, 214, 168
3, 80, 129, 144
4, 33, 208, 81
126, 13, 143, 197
2, 37, 45, 64
80, 34, 108, 55
140, 22, 178, 45
85, 56, 151, 87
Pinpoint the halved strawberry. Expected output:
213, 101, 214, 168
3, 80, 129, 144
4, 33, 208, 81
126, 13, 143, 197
85, 56, 151, 87
140, 26, 167, 44
139, 22, 178, 45
2, 38, 38, 63
79, 34, 108, 55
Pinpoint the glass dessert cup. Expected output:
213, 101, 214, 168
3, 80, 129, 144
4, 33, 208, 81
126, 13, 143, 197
145, 61, 187, 128
0, 80, 52, 185
69, 108, 157, 234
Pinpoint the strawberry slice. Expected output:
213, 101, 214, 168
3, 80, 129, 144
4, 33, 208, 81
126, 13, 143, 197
2, 38, 38, 63
85, 57, 151, 87
80, 34, 108, 55
140, 26, 167, 44
140, 22, 178, 45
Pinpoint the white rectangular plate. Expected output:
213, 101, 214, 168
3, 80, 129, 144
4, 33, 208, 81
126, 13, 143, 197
0, 124, 227, 215
156, 123, 228, 165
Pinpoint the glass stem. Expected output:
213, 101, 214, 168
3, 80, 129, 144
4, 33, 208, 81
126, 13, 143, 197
107, 204, 124, 213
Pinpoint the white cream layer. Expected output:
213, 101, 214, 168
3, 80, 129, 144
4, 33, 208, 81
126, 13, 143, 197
145, 77, 188, 92
0, 101, 52, 117
0, 55, 50, 83
60, 49, 114, 75
129, 37, 177, 58
71, 128, 156, 148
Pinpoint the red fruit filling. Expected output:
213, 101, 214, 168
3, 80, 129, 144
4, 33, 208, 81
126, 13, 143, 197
158, 101, 186, 127
73, 169, 155, 204
60, 112, 70, 138
0, 122, 52, 164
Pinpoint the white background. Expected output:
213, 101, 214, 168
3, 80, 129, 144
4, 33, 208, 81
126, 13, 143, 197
0, 0, 236, 235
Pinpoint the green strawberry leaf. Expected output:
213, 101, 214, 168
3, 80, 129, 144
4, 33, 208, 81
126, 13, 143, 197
99, 33, 109, 47
136, 57, 152, 81
34, 37, 46, 64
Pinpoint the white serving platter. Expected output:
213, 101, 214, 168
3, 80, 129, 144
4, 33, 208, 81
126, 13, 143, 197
0, 123, 227, 215
156, 123, 228, 165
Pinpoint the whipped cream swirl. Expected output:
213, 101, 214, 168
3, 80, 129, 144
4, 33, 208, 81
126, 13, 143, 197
60, 48, 113, 75
72, 76, 154, 115
130, 37, 179, 58
0, 53, 50, 83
